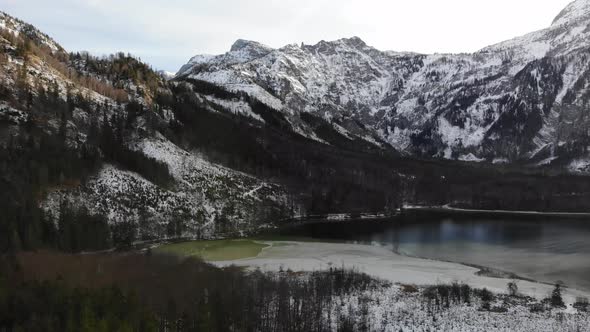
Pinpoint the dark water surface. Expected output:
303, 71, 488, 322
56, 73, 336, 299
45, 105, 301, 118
277, 215, 590, 291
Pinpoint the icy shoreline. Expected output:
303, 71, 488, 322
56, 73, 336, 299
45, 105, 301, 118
214, 241, 590, 305
404, 204, 590, 218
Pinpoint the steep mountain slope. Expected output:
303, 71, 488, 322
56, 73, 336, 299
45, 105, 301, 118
42, 133, 290, 239
0, 11, 293, 250
177, 0, 590, 170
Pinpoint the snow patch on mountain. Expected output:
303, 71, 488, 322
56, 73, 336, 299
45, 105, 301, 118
44, 134, 295, 239
201, 95, 265, 123
459, 153, 485, 162
438, 117, 487, 149
0, 102, 28, 125
569, 157, 590, 173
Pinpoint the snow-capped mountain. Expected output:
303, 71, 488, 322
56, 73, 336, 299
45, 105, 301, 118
177, 0, 590, 169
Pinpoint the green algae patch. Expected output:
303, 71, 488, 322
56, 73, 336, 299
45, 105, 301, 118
154, 239, 269, 261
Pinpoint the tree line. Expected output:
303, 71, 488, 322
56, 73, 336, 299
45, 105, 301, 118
0, 27, 128, 103
0, 252, 382, 332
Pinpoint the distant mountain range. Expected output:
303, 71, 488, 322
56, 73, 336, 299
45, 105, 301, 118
177, 0, 590, 171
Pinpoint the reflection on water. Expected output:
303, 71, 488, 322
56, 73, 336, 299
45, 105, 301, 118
278, 217, 590, 291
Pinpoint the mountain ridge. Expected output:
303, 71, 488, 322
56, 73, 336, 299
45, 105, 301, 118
177, 0, 590, 170
552, 0, 590, 26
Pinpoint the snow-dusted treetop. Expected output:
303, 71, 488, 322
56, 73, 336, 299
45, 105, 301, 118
0, 11, 63, 52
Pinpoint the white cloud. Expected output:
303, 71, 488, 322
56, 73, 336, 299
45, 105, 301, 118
0, 0, 574, 72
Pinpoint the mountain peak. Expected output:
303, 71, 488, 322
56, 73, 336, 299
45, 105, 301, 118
552, 0, 590, 26
177, 39, 274, 76
230, 39, 272, 53
339, 36, 367, 48
313, 36, 368, 49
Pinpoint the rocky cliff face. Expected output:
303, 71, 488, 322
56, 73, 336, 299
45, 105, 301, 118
177, 0, 590, 171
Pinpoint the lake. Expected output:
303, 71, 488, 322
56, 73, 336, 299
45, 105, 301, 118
276, 213, 590, 292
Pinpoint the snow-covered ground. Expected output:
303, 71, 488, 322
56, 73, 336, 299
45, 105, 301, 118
43, 134, 294, 238
329, 285, 590, 331
216, 241, 590, 331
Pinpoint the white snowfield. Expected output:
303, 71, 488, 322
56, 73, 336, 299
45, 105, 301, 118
215, 241, 590, 305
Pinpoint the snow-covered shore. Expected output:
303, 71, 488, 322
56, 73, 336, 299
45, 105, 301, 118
214, 241, 590, 330
214, 241, 590, 305
404, 204, 590, 218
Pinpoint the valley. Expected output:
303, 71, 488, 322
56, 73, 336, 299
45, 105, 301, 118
2, 0, 590, 330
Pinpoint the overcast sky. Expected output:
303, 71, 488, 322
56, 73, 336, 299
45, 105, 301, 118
0, 0, 574, 72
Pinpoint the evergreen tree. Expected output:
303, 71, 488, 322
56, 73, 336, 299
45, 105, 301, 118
507, 282, 518, 297
551, 284, 565, 308
16, 60, 29, 101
